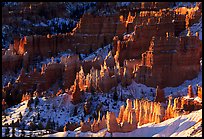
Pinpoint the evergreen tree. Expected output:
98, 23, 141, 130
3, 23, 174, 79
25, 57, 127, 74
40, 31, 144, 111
16, 119, 20, 127
73, 107, 77, 116
21, 129, 25, 137
29, 107, 32, 112
46, 118, 51, 130
5, 126, 9, 137
11, 120, 14, 127
28, 131, 32, 137
38, 122, 44, 130
27, 99, 31, 108
34, 97, 39, 107
12, 126, 15, 137
52, 120, 55, 130
113, 87, 118, 101
120, 89, 123, 101
30, 96, 33, 104
37, 113, 40, 120
19, 112, 23, 121
29, 122, 36, 131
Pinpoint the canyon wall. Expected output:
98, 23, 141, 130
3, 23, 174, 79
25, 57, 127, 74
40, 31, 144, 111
134, 33, 202, 88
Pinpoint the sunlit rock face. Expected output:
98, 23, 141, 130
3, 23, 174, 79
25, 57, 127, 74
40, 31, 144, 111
3, 11, 127, 75
106, 88, 202, 130
62, 55, 80, 90
10, 12, 127, 63
187, 85, 194, 98
197, 85, 202, 100
72, 13, 126, 54
134, 32, 202, 88
70, 73, 83, 105
113, 4, 202, 67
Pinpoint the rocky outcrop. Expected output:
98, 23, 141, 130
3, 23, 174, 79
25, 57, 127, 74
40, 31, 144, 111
72, 13, 126, 54
134, 31, 202, 88
80, 111, 106, 133
2, 99, 8, 111
155, 86, 166, 103
61, 55, 80, 90
91, 113, 106, 133
2, 44, 23, 74
80, 119, 92, 132
70, 73, 83, 105
113, 4, 202, 66
139, 2, 173, 11
197, 85, 202, 100
164, 88, 202, 120
114, 13, 175, 66
107, 110, 137, 133
187, 85, 194, 98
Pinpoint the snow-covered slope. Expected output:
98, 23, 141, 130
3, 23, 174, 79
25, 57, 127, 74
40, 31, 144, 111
112, 109, 202, 137
83, 44, 112, 61
41, 109, 202, 137
173, 2, 196, 9
2, 67, 202, 135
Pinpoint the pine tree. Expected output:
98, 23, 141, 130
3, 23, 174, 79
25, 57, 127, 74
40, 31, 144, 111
11, 120, 14, 127
12, 126, 15, 137
29, 107, 32, 112
29, 122, 36, 131
120, 89, 123, 101
73, 106, 77, 116
37, 113, 40, 120
52, 120, 55, 130
38, 122, 44, 130
16, 119, 20, 127
5, 126, 9, 137
28, 131, 32, 137
27, 99, 31, 108
34, 97, 39, 107
21, 129, 25, 137
19, 112, 23, 121
46, 118, 51, 130
113, 87, 118, 101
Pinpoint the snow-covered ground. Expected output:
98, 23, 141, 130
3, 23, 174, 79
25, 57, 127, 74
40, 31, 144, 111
41, 109, 202, 137
2, 71, 21, 87
83, 44, 112, 61
174, 2, 196, 9
2, 65, 202, 132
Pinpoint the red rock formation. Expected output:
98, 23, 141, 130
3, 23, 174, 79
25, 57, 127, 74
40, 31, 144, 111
114, 12, 176, 66
197, 85, 202, 100
62, 55, 80, 90
2, 45, 22, 74
70, 73, 83, 105
80, 111, 107, 133
106, 112, 120, 133
187, 85, 194, 98
164, 88, 202, 120
2, 99, 8, 111
106, 98, 165, 133
80, 119, 92, 132
155, 86, 166, 103
91, 112, 107, 133
140, 2, 173, 11
134, 31, 202, 88
121, 66, 132, 87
